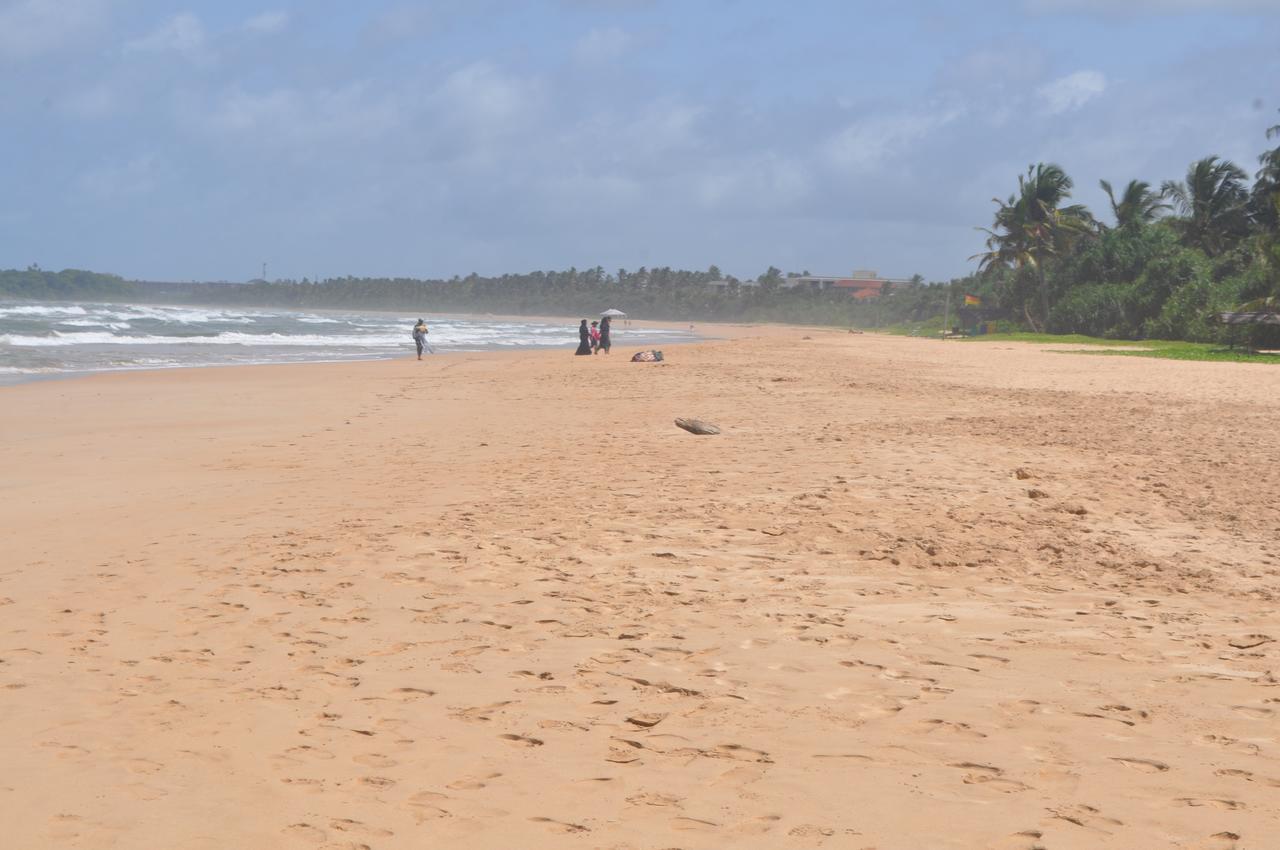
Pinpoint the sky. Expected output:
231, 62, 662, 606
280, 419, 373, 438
2, 0, 1279, 283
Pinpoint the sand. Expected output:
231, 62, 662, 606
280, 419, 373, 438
1, 330, 1277, 850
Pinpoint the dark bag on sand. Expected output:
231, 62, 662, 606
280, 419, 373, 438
631, 349, 664, 362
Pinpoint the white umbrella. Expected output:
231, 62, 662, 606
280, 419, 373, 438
600, 308, 626, 317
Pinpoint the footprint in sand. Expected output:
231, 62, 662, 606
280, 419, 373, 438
730, 814, 783, 835
280, 777, 324, 789
625, 792, 682, 807
406, 791, 451, 820
987, 830, 1045, 850
1050, 804, 1124, 832
1230, 705, 1274, 719
625, 712, 666, 728
447, 772, 502, 790
919, 718, 987, 738
528, 816, 588, 833
126, 759, 164, 774
952, 762, 1029, 792
1110, 757, 1169, 773
713, 743, 772, 763
964, 775, 1031, 793
282, 823, 327, 843
328, 818, 393, 838
449, 701, 512, 722
498, 733, 544, 747
280, 745, 335, 762
392, 687, 436, 700
1178, 798, 1246, 810
352, 753, 397, 768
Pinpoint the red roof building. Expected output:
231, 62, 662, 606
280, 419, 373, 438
787, 270, 905, 298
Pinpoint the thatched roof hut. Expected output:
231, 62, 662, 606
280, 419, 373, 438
1218, 311, 1280, 325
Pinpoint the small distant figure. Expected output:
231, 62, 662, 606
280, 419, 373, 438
589, 320, 601, 353
412, 318, 433, 359
598, 316, 612, 354
575, 319, 593, 355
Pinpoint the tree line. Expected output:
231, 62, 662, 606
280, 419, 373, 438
968, 112, 1280, 346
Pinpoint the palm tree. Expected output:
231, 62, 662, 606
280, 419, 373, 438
973, 163, 1095, 331
1099, 179, 1169, 229
1160, 156, 1249, 255
1253, 147, 1280, 233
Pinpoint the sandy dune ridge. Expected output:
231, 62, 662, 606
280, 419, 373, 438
1, 330, 1278, 849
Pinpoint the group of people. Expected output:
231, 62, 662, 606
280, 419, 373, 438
576, 316, 612, 355
413, 316, 618, 360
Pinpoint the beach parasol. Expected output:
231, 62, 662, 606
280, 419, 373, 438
600, 308, 627, 317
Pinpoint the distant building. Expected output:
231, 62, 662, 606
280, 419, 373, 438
706, 278, 758, 290
787, 270, 907, 298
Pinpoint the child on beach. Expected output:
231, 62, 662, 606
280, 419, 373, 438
590, 321, 601, 353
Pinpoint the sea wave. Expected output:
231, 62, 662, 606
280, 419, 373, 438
0, 304, 90, 317
1, 331, 406, 347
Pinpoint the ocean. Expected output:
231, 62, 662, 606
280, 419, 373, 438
0, 301, 693, 385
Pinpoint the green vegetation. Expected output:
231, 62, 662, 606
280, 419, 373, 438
963, 111, 1280, 351
0, 267, 137, 300
953, 332, 1280, 364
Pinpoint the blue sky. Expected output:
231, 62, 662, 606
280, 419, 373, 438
2, 0, 1279, 282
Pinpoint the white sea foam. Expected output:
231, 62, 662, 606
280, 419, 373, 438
1, 331, 406, 347
0, 304, 89, 317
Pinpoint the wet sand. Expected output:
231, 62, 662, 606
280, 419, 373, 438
2, 330, 1278, 849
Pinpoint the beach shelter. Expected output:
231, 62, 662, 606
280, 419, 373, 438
600, 308, 626, 318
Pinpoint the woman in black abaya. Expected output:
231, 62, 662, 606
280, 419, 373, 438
575, 319, 593, 355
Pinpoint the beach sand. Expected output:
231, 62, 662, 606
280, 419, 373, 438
2, 330, 1278, 849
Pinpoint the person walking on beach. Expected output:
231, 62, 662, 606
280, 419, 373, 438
589, 321, 601, 353
412, 318, 433, 359
598, 315, 612, 354
575, 319, 593, 355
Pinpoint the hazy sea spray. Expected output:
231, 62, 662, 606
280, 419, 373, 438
0, 301, 693, 384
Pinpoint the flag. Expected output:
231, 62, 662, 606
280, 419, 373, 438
964, 294, 981, 306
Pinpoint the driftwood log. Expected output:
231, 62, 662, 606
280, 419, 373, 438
675, 418, 721, 435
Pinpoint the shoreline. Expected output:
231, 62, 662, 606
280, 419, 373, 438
0, 306, 716, 389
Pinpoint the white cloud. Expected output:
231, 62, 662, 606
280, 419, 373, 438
78, 154, 163, 199
244, 11, 289, 34
574, 26, 631, 64
125, 13, 205, 53
1036, 70, 1107, 114
823, 104, 965, 174
0, 0, 106, 62
194, 84, 403, 149
58, 83, 118, 119
695, 154, 813, 211
437, 63, 544, 135
364, 4, 437, 43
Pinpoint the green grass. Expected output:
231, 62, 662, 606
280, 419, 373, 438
959, 332, 1280, 363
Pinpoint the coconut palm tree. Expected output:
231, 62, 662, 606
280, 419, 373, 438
1099, 179, 1169, 229
1160, 156, 1249, 255
973, 163, 1095, 331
